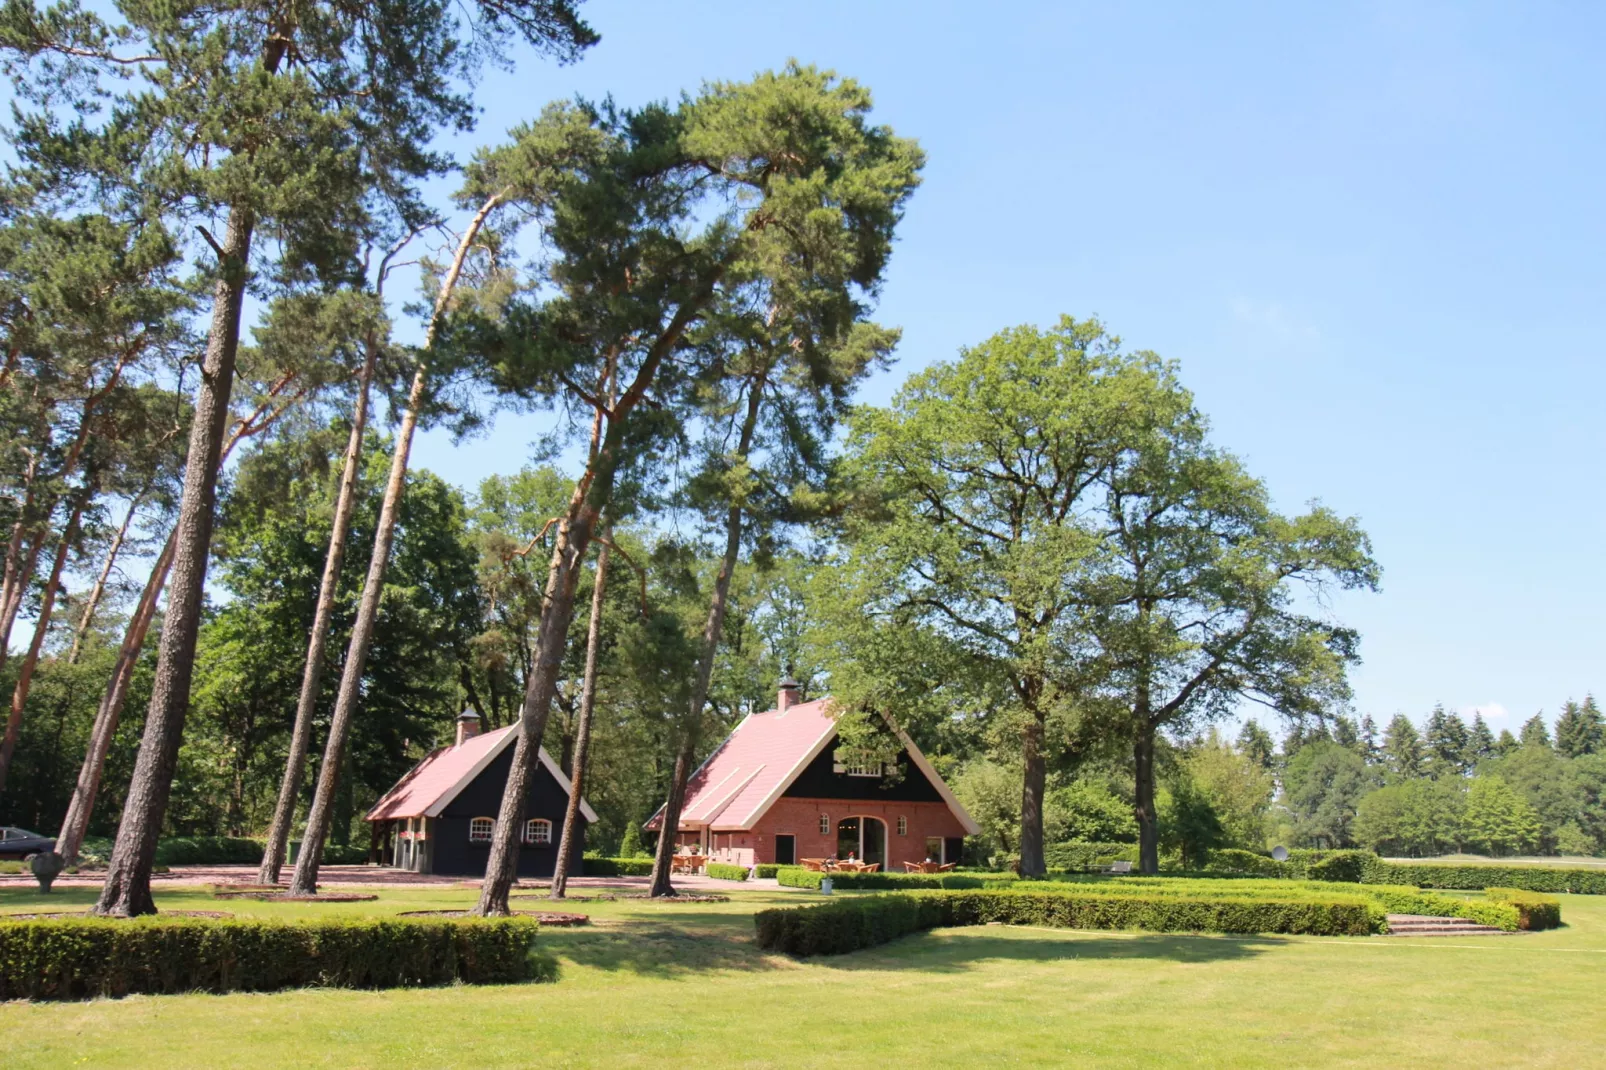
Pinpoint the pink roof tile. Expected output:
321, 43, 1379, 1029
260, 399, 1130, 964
648, 698, 838, 831
366, 726, 598, 824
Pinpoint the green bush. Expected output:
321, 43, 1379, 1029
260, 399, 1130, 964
1361, 857, 1606, 895
581, 856, 654, 877
0, 861, 22, 875
1201, 849, 1295, 878
705, 862, 749, 881
754, 864, 784, 879
152, 837, 264, 865
0, 916, 546, 1001
754, 887, 1380, 956
1486, 887, 1563, 931
1305, 851, 1372, 883
1044, 842, 1137, 871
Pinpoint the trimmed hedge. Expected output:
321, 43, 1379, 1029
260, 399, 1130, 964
1486, 887, 1563, 931
755, 888, 1379, 956
1044, 842, 1137, 871
754, 864, 784, 879
65, 836, 371, 868
775, 867, 999, 891
705, 862, 749, 881
580, 856, 654, 877
0, 916, 546, 1001
1361, 857, 1606, 895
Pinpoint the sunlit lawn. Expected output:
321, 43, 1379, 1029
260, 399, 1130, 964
2, 881, 1603, 1068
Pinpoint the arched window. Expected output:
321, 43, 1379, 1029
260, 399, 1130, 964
524, 818, 553, 846
469, 817, 494, 843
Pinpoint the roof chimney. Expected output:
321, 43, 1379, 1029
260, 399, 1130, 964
455, 710, 482, 747
777, 675, 801, 713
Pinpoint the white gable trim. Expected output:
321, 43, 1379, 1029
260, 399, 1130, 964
886, 717, 982, 835
422, 728, 598, 824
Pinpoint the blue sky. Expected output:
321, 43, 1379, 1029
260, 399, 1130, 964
401, 1, 1604, 734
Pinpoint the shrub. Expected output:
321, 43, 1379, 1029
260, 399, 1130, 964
1044, 842, 1137, 871
753, 864, 784, 879
580, 856, 654, 877
1486, 887, 1563, 931
1305, 851, 1372, 883
617, 821, 645, 858
754, 887, 1380, 956
775, 867, 992, 891
0, 861, 22, 875
705, 862, 749, 881
0, 916, 545, 1001
152, 837, 264, 865
1361, 857, 1606, 895
1201, 849, 1294, 879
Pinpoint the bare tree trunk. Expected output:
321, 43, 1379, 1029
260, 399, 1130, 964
550, 533, 610, 900
55, 381, 296, 866
68, 492, 142, 664
0, 455, 41, 661
1134, 722, 1159, 875
647, 376, 766, 898
257, 311, 381, 885
1018, 706, 1047, 877
93, 206, 255, 917
289, 195, 502, 896
0, 496, 83, 794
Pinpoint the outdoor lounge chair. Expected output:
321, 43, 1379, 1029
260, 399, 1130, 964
937, 862, 956, 872
1105, 860, 1134, 874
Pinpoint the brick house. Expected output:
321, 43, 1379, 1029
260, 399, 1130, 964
364, 711, 597, 878
646, 680, 979, 869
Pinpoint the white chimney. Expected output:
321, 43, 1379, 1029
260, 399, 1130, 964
777, 676, 801, 713
455, 710, 482, 746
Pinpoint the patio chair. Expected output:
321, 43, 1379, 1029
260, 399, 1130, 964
936, 862, 956, 872
801, 858, 825, 872
860, 863, 880, 873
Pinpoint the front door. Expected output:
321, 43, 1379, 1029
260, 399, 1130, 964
775, 834, 796, 866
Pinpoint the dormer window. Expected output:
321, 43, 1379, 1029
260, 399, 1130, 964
523, 818, 553, 846
469, 817, 494, 843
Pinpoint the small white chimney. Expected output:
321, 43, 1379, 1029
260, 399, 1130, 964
777, 676, 801, 713
455, 710, 482, 746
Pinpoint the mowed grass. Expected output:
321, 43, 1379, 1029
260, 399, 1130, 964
2, 882, 1604, 1069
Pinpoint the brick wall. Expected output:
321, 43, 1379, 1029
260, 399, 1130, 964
700, 797, 967, 869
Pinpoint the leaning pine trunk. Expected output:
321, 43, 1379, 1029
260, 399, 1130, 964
1017, 705, 1048, 877
68, 491, 143, 664
549, 533, 611, 900
1134, 722, 1160, 875
0, 496, 84, 794
288, 193, 502, 896
93, 206, 255, 917
257, 314, 381, 885
648, 374, 765, 898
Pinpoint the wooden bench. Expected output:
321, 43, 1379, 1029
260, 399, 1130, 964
1104, 860, 1134, 874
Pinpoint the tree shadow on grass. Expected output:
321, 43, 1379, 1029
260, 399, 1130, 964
817, 926, 1295, 973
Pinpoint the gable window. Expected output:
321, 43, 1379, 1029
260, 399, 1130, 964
833, 748, 894, 777
524, 818, 552, 846
897, 816, 908, 836
469, 817, 494, 843
819, 814, 830, 835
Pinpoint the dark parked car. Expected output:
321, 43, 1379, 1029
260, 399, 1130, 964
0, 826, 55, 860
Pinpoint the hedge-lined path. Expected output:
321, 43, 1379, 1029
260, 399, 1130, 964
4, 884, 1604, 1067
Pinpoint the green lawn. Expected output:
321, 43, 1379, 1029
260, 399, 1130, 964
2, 882, 1603, 1068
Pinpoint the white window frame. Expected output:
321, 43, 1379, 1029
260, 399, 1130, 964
897, 816, 908, 836
819, 813, 830, 835
469, 817, 494, 843
523, 818, 552, 846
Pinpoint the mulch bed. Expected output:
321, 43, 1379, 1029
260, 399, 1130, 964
396, 909, 590, 926
208, 886, 377, 893
1, 910, 233, 920
512, 892, 730, 904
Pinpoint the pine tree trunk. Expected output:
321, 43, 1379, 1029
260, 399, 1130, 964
1134, 723, 1159, 875
68, 492, 142, 664
0, 496, 84, 794
648, 374, 766, 898
257, 322, 380, 885
1018, 706, 1047, 877
550, 534, 610, 900
93, 206, 255, 917
288, 194, 501, 896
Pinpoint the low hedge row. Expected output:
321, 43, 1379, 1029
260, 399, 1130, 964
0, 916, 546, 1001
774, 867, 1004, 891
1043, 842, 1137, 871
754, 888, 1380, 956
69, 836, 372, 867
1360, 858, 1606, 895
705, 863, 749, 881
1486, 887, 1563, 930
754, 864, 784, 879
580, 856, 655, 877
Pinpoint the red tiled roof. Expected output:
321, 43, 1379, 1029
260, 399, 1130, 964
365, 725, 597, 823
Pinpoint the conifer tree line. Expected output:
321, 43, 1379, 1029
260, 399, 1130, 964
2, 2, 1580, 914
